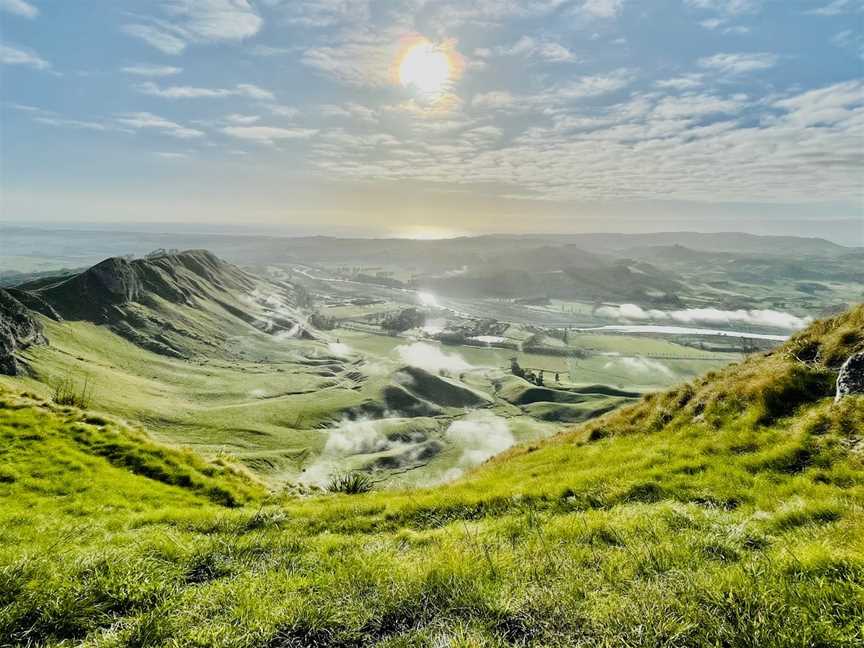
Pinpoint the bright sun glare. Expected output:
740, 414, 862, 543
398, 40, 451, 96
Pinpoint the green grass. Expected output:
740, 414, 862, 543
1, 306, 862, 646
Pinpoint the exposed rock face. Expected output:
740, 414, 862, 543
835, 352, 864, 402
0, 289, 47, 375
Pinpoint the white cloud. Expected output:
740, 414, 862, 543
604, 357, 675, 378
832, 29, 864, 60
122, 25, 187, 55
122, 1, 262, 54
656, 74, 704, 90
577, 0, 626, 18
34, 117, 112, 132
685, 0, 761, 15
445, 412, 514, 473
0, 0, 38, 18
155, 152, 189, 159
698, 52, 779, 74
225, 113, 261, 124
395, 342, 475, 374
805, 0, 862, 15
0, 44, 50, 70
115, 112, 205, 138
489, 36, 578, 63
471, 90, 516, 109
596, 303, 813, 330
122, 64, 182, 77
137, 81, 274, 100
221, 125, 318, 145
315, 80, 864, 206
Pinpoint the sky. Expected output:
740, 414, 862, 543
1, 0, 863, 240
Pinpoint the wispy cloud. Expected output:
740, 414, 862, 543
0, 0, 38, 18
122, 25, 186, 55
221, 125, 318, 145
116, 112, 205, 138
804, 0, 862, 16
685, 0, 762, 15
122, 64, 182, 77
484, 36, 579, 63
137, 81, 274, 100
577, 0, 627, 18
224, 113, 261, 125
122, 0, 261, 54
699, 52, 779, 75
0, 43, 50, 70
832, 29, 864, 59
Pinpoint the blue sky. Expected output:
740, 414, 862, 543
1, 0, 862, 239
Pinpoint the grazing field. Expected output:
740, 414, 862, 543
1, 305, 862, 647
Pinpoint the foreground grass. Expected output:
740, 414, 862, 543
1, 307, 863, 647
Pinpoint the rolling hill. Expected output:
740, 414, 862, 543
1, 304, 861, 646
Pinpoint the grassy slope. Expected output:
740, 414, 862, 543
1, 306, 863, 647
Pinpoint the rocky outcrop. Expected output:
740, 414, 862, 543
0, 289, 47, 375
835, 352, 864, 402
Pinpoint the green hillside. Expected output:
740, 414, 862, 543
1, 306, 862, 647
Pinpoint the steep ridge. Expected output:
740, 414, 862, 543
13, 250, 309, 359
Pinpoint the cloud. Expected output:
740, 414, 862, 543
155, 151, 189, 159
0, 44, 50, 70
395, 342, 475, 374
137, 81, 274, 100
604, 357, 675, 378
487, 36, 578, 63
595, 304, 813, 330
471, 90, 516, 110
656, 74, 704, 90
121, 25, 187, 55
684, 0, 761, 15
122, 64, 182, 77
577, 0, 626, 18
805, 0, 862, 16
122, 1, 262, 54
34, 117, 113, 132
225, 113, 261, 124
115, 112, 205, 138
699, 52, 779, 75
832, 29, 864, 60
0, 0, 37, 18
221, 125, 318, 145
315, 80, 864, 205
445, 412, 514, 475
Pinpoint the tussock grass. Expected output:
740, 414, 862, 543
0, 306, 862, 646
327, 471, 374, 494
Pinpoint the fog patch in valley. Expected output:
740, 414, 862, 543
396, 341, 475, 374
442, 412, 515, 481
604, 356, 674, 378
596, 304, 812, 330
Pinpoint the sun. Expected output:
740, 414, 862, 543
398, 40, 452, 97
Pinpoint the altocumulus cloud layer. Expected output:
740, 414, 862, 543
2, 1, 862, 228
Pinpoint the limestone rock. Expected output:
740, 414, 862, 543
835, 352, 864, 402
